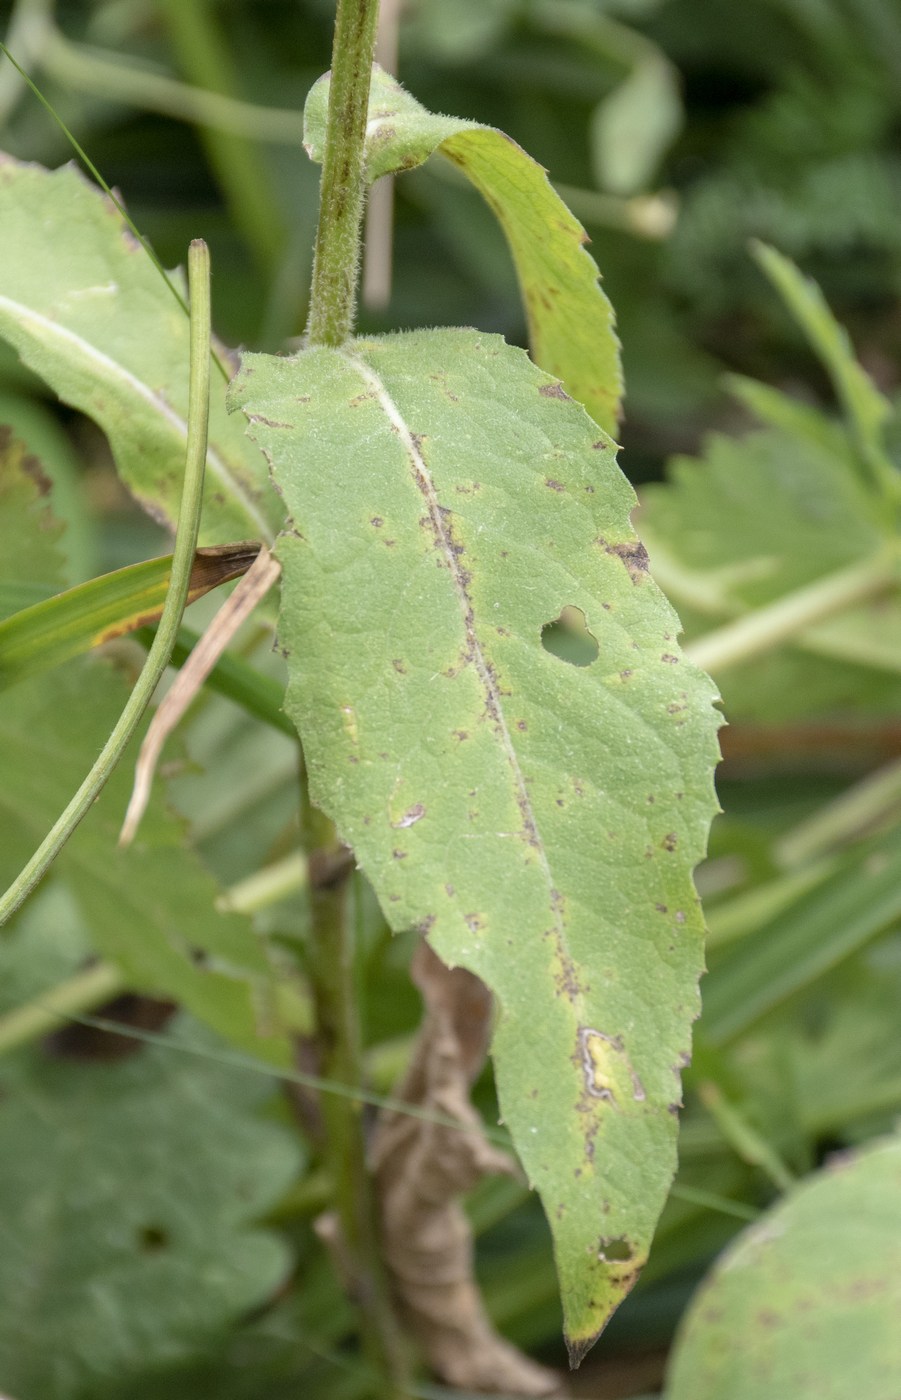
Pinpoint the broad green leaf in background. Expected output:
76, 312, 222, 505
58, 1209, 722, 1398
640, 423, 901, 720
0, 657, 293, 1064
665, 1132, 901, 1400
303, 67, 623, 437
0, 450, 290, 1063
0, 950, 299, 1400
0, 390, 98, 581
230, 328, 721, 1356
0, 156, 282, 544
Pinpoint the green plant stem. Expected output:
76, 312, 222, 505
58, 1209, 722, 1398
300, 784, 410, 1397
0, 961, 125, 1056
684, 553, 897, 675
306, 0, 381, 346
0, 240, 212, 927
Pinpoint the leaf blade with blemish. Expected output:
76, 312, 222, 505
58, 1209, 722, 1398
304, 67, 622, 436
230, 328, 721, 1357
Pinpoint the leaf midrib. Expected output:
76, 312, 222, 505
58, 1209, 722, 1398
0, 295, 274, 542
342, 347, 571, 966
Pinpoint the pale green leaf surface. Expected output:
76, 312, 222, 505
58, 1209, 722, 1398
0, 1012, 299, 1400
230, 328, 721, 1354
304, 68, 622, 436
665, 1132, 901, 1400
0, 156, 280, 543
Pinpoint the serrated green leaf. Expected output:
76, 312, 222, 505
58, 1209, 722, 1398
0, 1010, 299, 1400
644, 428, 882, 609
665, 1132, 901, 1400
0, 156, 280, 543
230, 327, 721, 1355
304, 67, 622, 436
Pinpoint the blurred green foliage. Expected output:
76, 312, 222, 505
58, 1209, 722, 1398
2, 1, 901, 1396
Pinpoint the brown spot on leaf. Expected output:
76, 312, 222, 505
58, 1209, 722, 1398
545, 478, 565, 492
538, 382, 569, 399
601, 538, 650, 582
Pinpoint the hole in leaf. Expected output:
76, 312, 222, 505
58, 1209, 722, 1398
597, 1235, 632, 1263
541, 606, 599, 667
138, 1225, 169, 1252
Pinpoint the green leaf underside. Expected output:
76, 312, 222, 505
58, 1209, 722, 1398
304, 67, 623, 437
666, 1133, 901, 1400
0, 156, 279, 544
0, 1012, 299, 1399
230, 328, 721, 1354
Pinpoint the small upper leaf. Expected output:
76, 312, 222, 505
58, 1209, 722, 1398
0, 156, 281, 543
230, 328, 721, 1356
304, 67, 623, 436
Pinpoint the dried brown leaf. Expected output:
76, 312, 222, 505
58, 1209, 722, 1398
372, 940, 565, 1397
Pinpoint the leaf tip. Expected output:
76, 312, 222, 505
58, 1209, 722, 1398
565, 1329, 600, 1370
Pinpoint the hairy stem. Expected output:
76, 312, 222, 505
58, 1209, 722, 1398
300, 783, 410, 1396
0, 240, 212, 926
306, 0, 381, 346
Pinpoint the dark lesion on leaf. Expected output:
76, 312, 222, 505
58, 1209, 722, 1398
599, 538, 650, 583
538, 382, 570, 399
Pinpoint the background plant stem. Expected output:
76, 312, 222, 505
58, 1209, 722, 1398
300, 778, 410, 1398
306, 0, 381, 346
